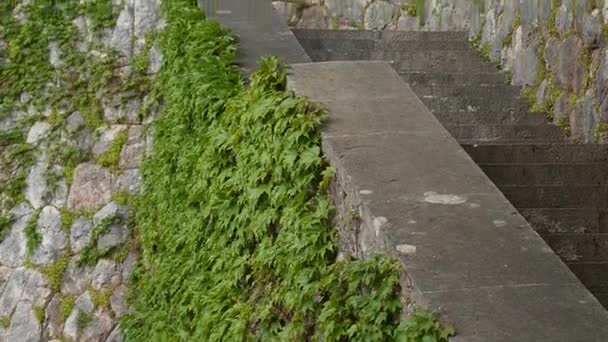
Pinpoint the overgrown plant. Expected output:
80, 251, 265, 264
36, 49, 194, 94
122, 1, 453, 341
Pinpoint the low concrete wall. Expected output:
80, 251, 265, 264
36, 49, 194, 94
215, 2, 608, 340
274, 0, 608, 143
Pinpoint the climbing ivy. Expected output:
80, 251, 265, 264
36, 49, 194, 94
122, 1, 453, 341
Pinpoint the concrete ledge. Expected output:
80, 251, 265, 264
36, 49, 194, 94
211, 0, 310, 74
212, 2, 608, 340
287, 61, 608, 341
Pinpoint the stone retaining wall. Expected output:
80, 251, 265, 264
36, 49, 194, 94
273, 0, 608, 143
0, 1, 163, 341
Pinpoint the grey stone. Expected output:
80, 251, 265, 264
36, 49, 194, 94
70, 217, 93, 254
600, 96, 608, 122
326, 0, 366, 26
124, 97, 142, 124
0, 268, 50, 317
145, 129, 154, 157
134, 0, 162, 37
26, 121, 50, 144
583, 11, 602, 49
31, 205, 66, 265
271, 1, 298, 26
119, 125, 144, 169
93, 202, 127, 226
364, 1, 395, 30
105, 326, 124, 342
67, 163, 113, 211
61, 257, 93, 296
92, 202, 130, 251
553, 92, 571, 124
109, 0, 134, 59
75, 128, 94, 151
148, 43, 162, 74
297, 5, 328, 29
556, 3, 572, 36
596, 49, 608, 100
92, 125, 128, 157
512, 26, 539, 86
25, 152, 49, 209
80, 310, 114, 342
63, 292, 94, 341
45, 294, 64, 339
65, 111, 85, 133
543, 37, 559, 71
4, 302, 40, 342
48, 41, 61, 68
398, 13, 419, 31
91, 259, 120, 291
122, 251, 138, 281
97, 223, 129, 252
110, 284, 127, 317
556, 36, 580, 90
0, 267, 11, 289
50, 176, 68, 209
571, 90, 597, 143
0, 203, 31, 267
536, 79, 549, 104
113, 169, 141, 194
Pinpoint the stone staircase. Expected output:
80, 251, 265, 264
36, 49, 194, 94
292, 29, 608, 308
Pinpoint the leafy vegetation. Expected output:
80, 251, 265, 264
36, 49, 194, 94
94, 130, 128, 170
60, 295, 76, 321
122, 1, 452, 341
34, 305, 46, 323
40, 255, 70, 292
77, 311, 92, 330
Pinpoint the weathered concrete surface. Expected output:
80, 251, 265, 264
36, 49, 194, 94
287, 61, 608, 341
210, 0, 311, 74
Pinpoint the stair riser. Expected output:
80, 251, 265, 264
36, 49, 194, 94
480, 164, 608, 186
544, 234, 608, 262
399, 72, 508, 87
296, 38, 375, 61
296, 38, 479, 60
390, 50, 497, 73
433, 111, 549, 126
421, 96, 531, 116
500, 186, 608, 208
291, 29, 469, 42
520, 209, 608, 234
446, 125, 564, 143
462, 144, 608, 164
412, 84, 522, 100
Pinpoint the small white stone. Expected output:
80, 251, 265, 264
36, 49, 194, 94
396, 244, 417, 255
26, 121, 50, 144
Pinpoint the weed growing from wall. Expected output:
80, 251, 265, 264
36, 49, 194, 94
122, 1, 453, 341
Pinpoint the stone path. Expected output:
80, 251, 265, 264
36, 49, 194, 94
0, 1, 163, 341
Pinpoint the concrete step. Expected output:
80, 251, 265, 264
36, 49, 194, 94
413, 84, 522, 101
543, 234, 608, 263
295, 37, 475, 62
433, 111, 549, 126
445, 124, 564, 143
462, 143, 608, 164
479, 164, 608, 186
291, 29, 469, 42
521, 208, 608, 234
399, 71, 509, 87
500, 185, 608, 209
567, 262, 608, 308
389, 50, 498, 74
420, 93, 530, 115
